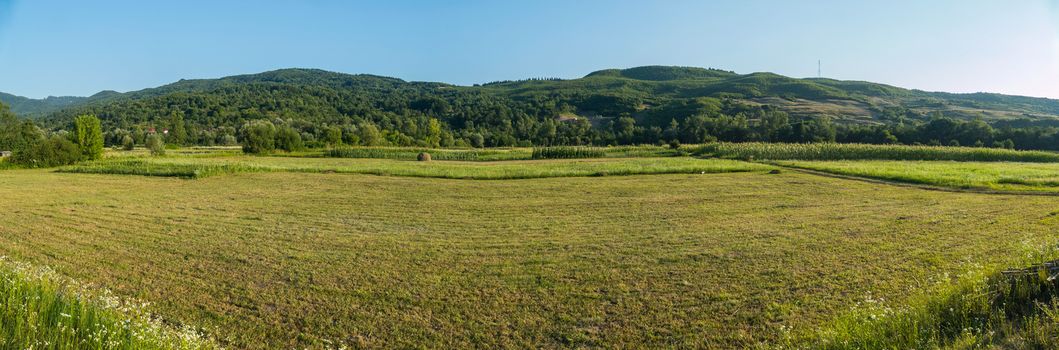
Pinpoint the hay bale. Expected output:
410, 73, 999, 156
417, 152, 432, 162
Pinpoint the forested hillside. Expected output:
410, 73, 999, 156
3, 66, 1059, 150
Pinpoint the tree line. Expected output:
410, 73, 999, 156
1, 103, 105, 167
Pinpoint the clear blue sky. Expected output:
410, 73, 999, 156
1, 0, 1057, 99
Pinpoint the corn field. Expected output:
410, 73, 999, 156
59, 159, 267, 179
531, 147, 606, 159
698, 142, 1059, 162
325, 147, 531, 161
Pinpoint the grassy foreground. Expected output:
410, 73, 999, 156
776, 160, 1059, 193
59, 156, 770, 179
810, 248, 1059, 349
1, 169, 1057, 348
0, 258, 214, 349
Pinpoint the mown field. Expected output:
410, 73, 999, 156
2, 152, 1059, 348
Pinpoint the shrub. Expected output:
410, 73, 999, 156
417, 152, 431, 161
275, 126, 303, 152
71, 115, 104, 160
668, 139, 681, 149
146, 134, 166, 156
121, 135, 135, 151
11, 135, 83, 168
240, 120, 277, 154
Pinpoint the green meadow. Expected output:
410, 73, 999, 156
4, 143, 1059, 348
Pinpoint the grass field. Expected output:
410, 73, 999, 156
2, 161, 1059, 348
775, 160, 1059, 193
59, 156, 769, 179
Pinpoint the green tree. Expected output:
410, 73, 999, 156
146, 134, 166, 156
357, 122, 381, 146
11, 135, 82, 168
425, 118, 442, 147
169, 112, 187, 145
275, 126, 303, 152
324, 126, 343, 146
72, 115, 104, 160
240, 120, 277, 154
0, 103, 43, 153
121, 135, 135, 151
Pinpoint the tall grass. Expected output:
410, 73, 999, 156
325, 147, 531, 161
55, 156, 773, 180
0, 257, 215, 349
59, 159, 267, 179
531, 146, 606, 159
699, 142, 1059, 162
810, 249, 1059, 348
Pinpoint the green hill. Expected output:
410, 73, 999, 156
3, 65, 1059, 149
0, 92, 88, 118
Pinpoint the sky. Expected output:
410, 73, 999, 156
0, 0, 1058, 99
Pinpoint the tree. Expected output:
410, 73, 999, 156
425, 118, 442, 147
11, 135, 82, 168
169, 112, 187, 145
0, 103, 43, 153
121, 135, 135, 151
357, 122, 381, 146
324, 126, 343, 146
146, 134, 166, 156
72, 115, 104, 160
240, 120, 277, 154
275, 126, 303, 152
469, 132, 485, 148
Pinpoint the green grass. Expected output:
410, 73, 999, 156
0, 257, 215, 349
1, 167, 1058, 348
60, 159, 270, 179
775, 160, 1059, 193
809, 246, 1059, 349
58, 156, 771, 180
699, 142, 1059, 162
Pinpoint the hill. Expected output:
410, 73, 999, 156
3, 66, 1059, 149
0, 92, 88, 118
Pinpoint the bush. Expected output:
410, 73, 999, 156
240, 120, 277, 154
121, 135, 135, 151
146, 134, 166, 156
11, 135, 83, 168
275, 126, 303, 152
219, 134, 238, 146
